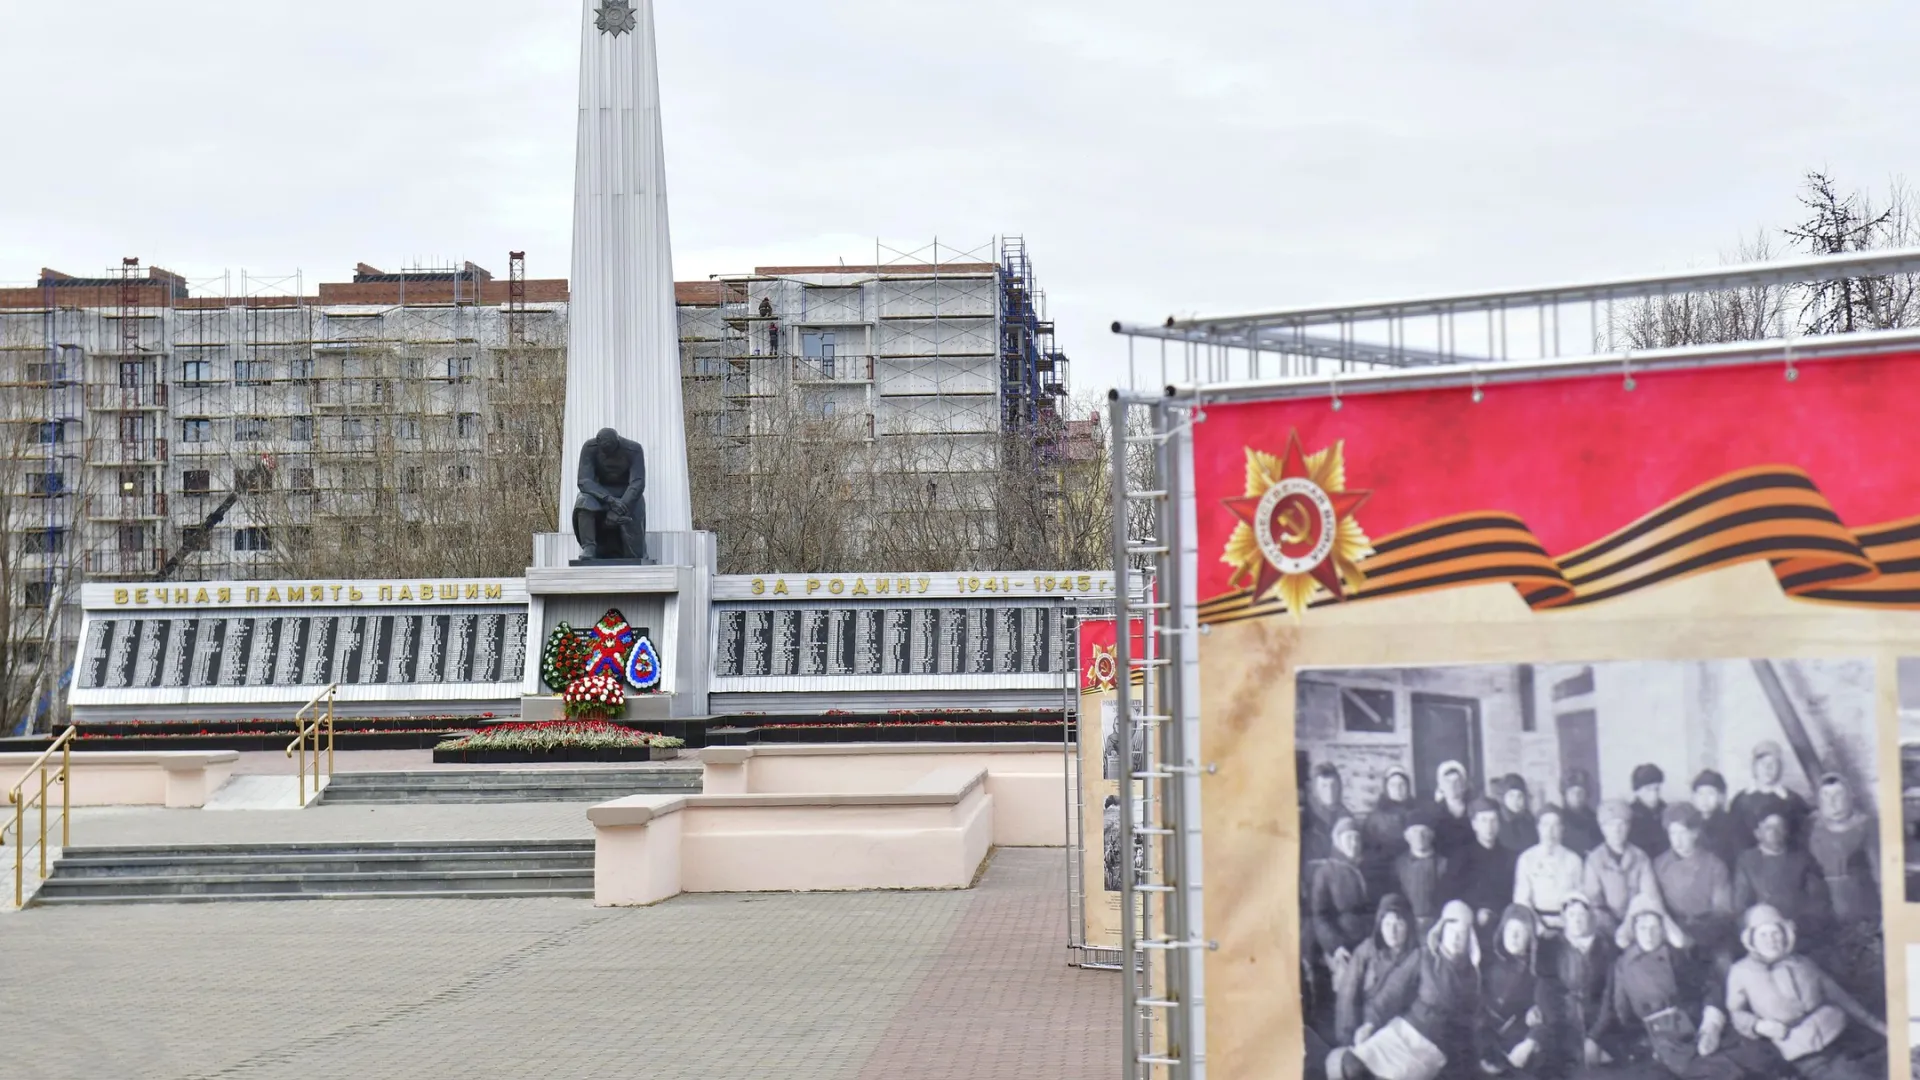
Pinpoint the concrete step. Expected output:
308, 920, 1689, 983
315, 768, 700, 805
53, 852, 593, 878
33, 840, 596, 906
32, 886, 592, 906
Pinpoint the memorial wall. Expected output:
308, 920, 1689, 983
68, 571, 1108, 719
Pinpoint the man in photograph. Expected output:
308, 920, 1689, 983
1628, 764, 1670, 858
1102, 794, 1123, 892
1691, 770, 1744, 869
1513, 806, 1583, 930
1101, 701, 1123, 782
1558, 768, 1604, 856
1304, 762, 1349, 868
1583, 798, 1663, 942
1652, 804, 1735, 958
1450, 797, 1515, 933
1429, 761, 1475, 861
1733, 811, 1830, 932
1496, 774, 1538, 854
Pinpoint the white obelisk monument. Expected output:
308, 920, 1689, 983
562, 0, 691, 534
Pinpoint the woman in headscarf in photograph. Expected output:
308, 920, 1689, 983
1312, 817, 1376, 987
1336, 894, 1420, 1046
1730, 741, 1812, 852
1724, 904, 1885, 1080
1328, 900, 1481, 1080
1804, 772, 1878, 925
1477, 904, 1547, 1076
1594, 895, 1775, 1080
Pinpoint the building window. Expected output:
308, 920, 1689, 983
451, 464, 474, 484
292, 358, 314, 381
801, 332, 837, 360
456, 413, 479, 439
401, 467, 423, 493
118, 470, 146, 496
23, 528, 65, 555
289, 467, 315, 491
181, 418, 211, 443
118, 525, 147, 553
234, 466, 272, 494
1339, 687, 1396, 734
33, 421, 63, 444
181, 359, 212, 383
446, 356, 473, 380
234, 359, 269, 384
22, 580, 53, 608
283, 525, 313, 552
341, 417, 366, 440
182, 469, 211, 495
289, 416, 313, 442
394, 417, 420, 440
27, 472, 63, 496
342, 464, 371, 489
234, 416, 270, 442
234, 527, 271, 552
119, 361, 147, 388
122, 414, 149, 442
27, 361, 65, 384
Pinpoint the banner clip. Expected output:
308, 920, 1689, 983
1329, 372, 1342, 411
1621, 350, 1637, 392
1469, 366, 1485, 404
1784, 337, 1799, 382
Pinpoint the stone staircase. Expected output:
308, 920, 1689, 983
317, 767, 701, 805
32, 840, 595, 905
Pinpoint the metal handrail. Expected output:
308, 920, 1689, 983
3, 725, 75, 907
284, 684, 337, 805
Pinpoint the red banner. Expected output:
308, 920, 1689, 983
1191, 351, 1920, 621
1077, 617, 1146, 694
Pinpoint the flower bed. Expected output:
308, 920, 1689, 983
431, 720, 683, 763
706, 719, 1070, 746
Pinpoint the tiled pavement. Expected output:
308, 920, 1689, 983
0, 848, 1119, 1079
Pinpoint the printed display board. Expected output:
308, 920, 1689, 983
1187, 351, 1920, 1079
713, 601, 1071, 681
1076, 617, 1146, 951
75, 608, 529, 690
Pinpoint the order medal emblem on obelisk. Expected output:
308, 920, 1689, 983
594, 0, 637, 36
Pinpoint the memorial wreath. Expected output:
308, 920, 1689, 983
561, 672, 626, 719
540, 622, 592, 693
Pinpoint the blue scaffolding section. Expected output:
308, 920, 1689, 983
998, 237, 1069, 434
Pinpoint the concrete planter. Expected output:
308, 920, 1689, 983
431, 746, 677, 764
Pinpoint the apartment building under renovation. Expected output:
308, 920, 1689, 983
0, 237, 1075, 724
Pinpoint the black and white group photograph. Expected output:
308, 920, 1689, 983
1103, 792, 1146, 894
1294, 658, 1886, 1080
1899, 658, 1920, 903
1101, 695, 1146, 782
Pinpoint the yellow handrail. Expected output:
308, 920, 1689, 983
284, 684, 337, 805
4, 725, 75, 907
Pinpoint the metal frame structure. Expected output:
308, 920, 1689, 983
1062, 607, 1124, 971
1101, 246, 1920, 1080
1109, 392, 1206, 1080
1111, 245, 1920, 387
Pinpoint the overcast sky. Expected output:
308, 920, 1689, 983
4, 1, 1919, 396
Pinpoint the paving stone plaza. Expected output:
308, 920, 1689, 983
0, 839, 1116, 1080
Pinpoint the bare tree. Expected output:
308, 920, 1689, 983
0, 416, 82, 734
1786, 171, 1920, 333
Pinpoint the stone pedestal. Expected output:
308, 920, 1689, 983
521, 530, 714, 718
